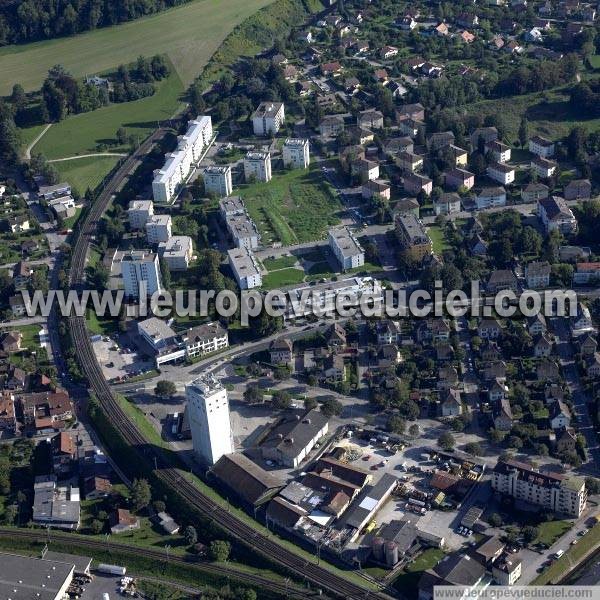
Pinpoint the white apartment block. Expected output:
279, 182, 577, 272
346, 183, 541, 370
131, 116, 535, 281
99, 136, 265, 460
244, 152, 272, 182
328, 227, 365, 271
219, 196, 260, 249
120, 250, 163, 298
228, 246, 262, 289
186, 375, 234, 465
529, 135, 555, 158
158, 236, 193, 271
252, 101, 285, 136
476, 187, 506, 209
184, 322, 229, 359
492, 459, 586, 517
537, 196, 578, 235
204, 165, 233, 198
152, 115, 213, 203
282, 138, 310, 169
128, 200, 154, 230
487, 162, 515, 185
145, 214, 172, 245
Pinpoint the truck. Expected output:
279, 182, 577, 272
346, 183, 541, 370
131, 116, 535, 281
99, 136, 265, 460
553, 550, 564, 559
97, 564, 127, 576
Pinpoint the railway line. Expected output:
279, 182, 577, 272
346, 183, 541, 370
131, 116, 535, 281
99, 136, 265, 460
65, 123, 392, 600
0, 527, 314, 599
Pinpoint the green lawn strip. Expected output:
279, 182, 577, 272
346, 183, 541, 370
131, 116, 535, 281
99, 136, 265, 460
54, 156, 122, 196
34, 71, 184, 159
0, 532, 286, 597
391, 548, 445, 598
262, 255, 298, 270
239, 165, 342, 245
0, 0, 275, 94
426, 225, 450, 254
86, 308, 118, 337
533, 520, 572, 547
534, 522, 600, 584
262, 267, 306, 289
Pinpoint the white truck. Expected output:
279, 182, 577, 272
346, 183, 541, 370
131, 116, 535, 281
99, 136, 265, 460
97, 564, 127, 576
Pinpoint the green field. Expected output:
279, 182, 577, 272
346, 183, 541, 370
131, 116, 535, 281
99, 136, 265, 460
534, 520, 572, 547
427, 225, 450, 254
0, 0, 275, 94
262, 267, 306, 289
240, 165, 342, 246
392, 548, 445, 598
262, 255, 298, 270
31, 70, 185, 159
54, 156, 122, 195
589, 55, 600, 69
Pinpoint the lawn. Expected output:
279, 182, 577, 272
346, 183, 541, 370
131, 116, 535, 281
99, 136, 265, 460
31, 70, 185, 159
240, 165, 342, 246
54, 156, 122, 196
262, 255, 298, 270
534, 520, 573, 547
0, 0, 275, 94
427, 225, 450, 254
589, 55, 600, 69
262, 267, 306, 289
392, 548, 445, 598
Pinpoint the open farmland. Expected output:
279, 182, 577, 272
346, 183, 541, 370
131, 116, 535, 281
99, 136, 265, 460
0, 0, 275, 95
53, 156, 122, 195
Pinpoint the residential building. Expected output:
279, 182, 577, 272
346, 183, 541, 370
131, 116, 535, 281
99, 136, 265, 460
282, 138, 310, 169
529, 135, 555, 158
328, 226, 365, 271
525, 261, 551, 288
522, 183, 549, 202
531, 156, 557, 178
110, 508, 140, 534
470, 126, 498, 150
145, 214, 172, 245
137, 317, 186, 366
419, 554, 486, 600
491, 459, 586, 517
38, 182, 71, 201
269, 338, 294, 366
478, 318, 502, 339
51, 432, 76, 475
7, 215, 30, 233
403, 173, 432, 196
444, 168, 475, 190
534, 333, 553, 357
487, 270, 518, 293
184, 322, 229, 359
564, 179, 591, 201
352, 159, 379, 182
537, 196, 577, 234
252, 101, 285, 136
395, 213, 432, 263
447, 145, 468, 167
428, 131, 455, 151
0, 392, 16, 434
128, 199, 154, 229
220, 196, 260, 249
357, 109, 384, 129
476, 186, 506, 209
362, 180, 391, 200
396, 151, 423, 173
244, 152, 272, 182
186, 375, 234, 465
158, 236, 194, 271
440, 389, 462, 416
492, 556, 522, 585
9, 294, 26, 317
487, 162, 515, 185
152, 116, 213, 203
120, 250, 163, 298
12, 261, 32, 290
319, 115, 345, 137
494, 398, 513, 431
573, 262, 600, 285
434, 192, 461, 215
228, 247, 262, 289
204, 165, 233, 198
549, 400, 571, 429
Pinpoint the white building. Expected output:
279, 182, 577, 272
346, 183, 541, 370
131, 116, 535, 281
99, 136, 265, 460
537, 196, 577, 234
204, 165, 233, 198
128, 199, 154, 229
485, 140, 512, 163
184, 322, 229, 359
244, 152, 272, 182
228, 247, 262, 289
476, 187, 506, 209
529, 135, 555, 158
219, 196, 260, 249
158, 236, 193, 271
252, 101, 285, 136
328, 226, 365, 271
531, 156, 557, 179
282, 138, 310, 169
186, 375, 234, 465
433, 192, 461, 215
121, 250, 163, 298
152, 115, 213, 203
145, 214, 172, 245
492, 459, 586, 517
137, 317, 186, 366
487, 162, 515, 185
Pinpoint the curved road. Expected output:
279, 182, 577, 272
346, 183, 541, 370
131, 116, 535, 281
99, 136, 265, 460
64, 120, 391, 600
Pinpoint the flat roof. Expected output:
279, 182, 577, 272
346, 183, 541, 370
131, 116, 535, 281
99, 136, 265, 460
228, 247, 260, 278
158, 236, 192, 258
252, 102, 284, 119
343, 473, 398, 529
138, 317, 176, 341
329, 227, 363, 259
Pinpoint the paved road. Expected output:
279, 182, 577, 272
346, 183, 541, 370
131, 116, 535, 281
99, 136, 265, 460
551, 317, 600, 476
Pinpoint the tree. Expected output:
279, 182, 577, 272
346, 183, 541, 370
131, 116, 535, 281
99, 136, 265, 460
116, 127, 128, 145
438, 432, 455, 451
489, 512, 503, 527
518, 116, 529, 148
320, 397, 343, 417
184, 525, 198, 545
272, 390, 292, 410
244, 383, 263, 404
155, 380, 176, 399
464, 442, 482, 456
208, 540, 231, 562
91, 519, 104, 534
408, 423, 419, 437
523, 525, 539, 544
387, 415, 406, 434
160, 257, 171, 290
585, 477, 600, 495
152, 500, 166, 513
131, 478, 151, 512
304, 397, 318, 410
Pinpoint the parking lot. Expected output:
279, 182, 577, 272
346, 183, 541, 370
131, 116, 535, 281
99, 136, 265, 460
92, 335, 155, 382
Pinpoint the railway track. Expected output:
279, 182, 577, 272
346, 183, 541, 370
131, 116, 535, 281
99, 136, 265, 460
0, 527, 313, 599
65, 124, 392, 600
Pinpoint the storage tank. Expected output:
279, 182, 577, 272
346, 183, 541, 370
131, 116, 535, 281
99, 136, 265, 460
97, 564, 126, 576
372, 537, 385, 562
384, 541, 399, 567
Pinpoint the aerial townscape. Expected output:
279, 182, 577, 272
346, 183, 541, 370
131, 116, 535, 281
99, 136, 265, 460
3, 0, 600, 598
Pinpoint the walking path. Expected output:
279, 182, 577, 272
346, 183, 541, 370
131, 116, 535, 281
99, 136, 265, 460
48, 152, 128, 162
24, 123, 52, 160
